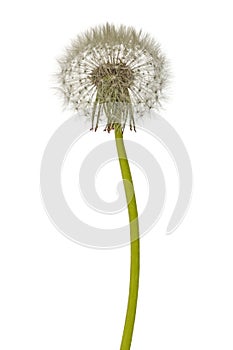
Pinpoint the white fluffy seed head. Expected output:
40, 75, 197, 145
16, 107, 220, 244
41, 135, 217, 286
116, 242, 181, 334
56, 23, 170, 132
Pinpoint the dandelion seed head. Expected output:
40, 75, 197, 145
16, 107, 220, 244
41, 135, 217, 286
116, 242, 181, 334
56, 23, 170, 132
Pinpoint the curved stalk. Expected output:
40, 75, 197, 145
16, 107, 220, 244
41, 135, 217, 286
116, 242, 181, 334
114, 124, 140, 350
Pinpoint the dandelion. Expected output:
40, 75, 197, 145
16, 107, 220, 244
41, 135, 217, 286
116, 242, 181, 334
55, 23, 169, 350
57, 23, 169, 132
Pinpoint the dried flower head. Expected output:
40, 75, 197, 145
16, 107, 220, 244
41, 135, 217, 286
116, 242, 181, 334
57, 23, 169, 132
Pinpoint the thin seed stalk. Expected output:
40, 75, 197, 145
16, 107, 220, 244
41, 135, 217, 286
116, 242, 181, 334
114, 124, 140, 350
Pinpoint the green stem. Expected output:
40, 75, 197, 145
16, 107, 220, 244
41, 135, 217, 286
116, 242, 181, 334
114, 124, 140, 350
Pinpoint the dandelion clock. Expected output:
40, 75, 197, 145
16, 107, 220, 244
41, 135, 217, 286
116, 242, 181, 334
55, 23, 170, 349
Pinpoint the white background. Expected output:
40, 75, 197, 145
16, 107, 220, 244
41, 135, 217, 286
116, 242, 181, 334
1, 0, 233, 349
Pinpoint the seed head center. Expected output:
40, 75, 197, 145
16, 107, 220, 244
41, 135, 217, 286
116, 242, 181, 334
90, 62, 134, 90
